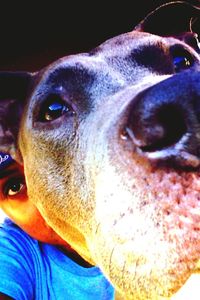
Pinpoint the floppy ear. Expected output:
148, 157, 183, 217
135, 1, 200, 52
0, 72, 33, 162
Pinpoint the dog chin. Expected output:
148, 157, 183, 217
91, 164, 200, 299
171, 273, 200, 300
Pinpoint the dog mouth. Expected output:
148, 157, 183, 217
96, 124, 200, 298
93, 155, 200, 298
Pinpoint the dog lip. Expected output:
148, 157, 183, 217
146, 148, 200, 169
122, 128, 200, 170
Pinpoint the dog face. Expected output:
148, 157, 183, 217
0, 2, 200, 299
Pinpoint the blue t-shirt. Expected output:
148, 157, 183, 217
0, 219, 114, 299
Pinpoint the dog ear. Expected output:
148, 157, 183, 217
135, 1, 200, 51
0, 71, 33, 163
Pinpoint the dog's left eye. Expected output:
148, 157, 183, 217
39, 96, 74, 122
171, 48, 194, 72
173, 56, 192, 72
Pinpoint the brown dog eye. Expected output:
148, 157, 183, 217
39, 96, 74, 122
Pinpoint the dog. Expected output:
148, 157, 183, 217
0, 1, 199, 299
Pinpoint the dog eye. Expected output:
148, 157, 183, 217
173, 56, 192, 72
3, 177, 25, 197
39, 95, 74, 122
171, 48, 194, 72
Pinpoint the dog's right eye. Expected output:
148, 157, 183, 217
39, 95, 74, 122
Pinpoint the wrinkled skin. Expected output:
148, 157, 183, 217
0, 2, 200, 299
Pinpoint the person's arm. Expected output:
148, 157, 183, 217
0, 293, 13, 299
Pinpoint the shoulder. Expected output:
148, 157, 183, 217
0, 218, 39, 263
0, 218, 35, 243
0, 220, 36, 299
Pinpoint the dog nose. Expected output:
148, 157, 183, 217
126, 96, 188, 152
124, 71, 200, 167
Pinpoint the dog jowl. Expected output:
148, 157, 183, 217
0, 2, 200, 299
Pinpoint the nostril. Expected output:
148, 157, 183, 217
141, 104, 187, 151
126, 103, 188, 152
